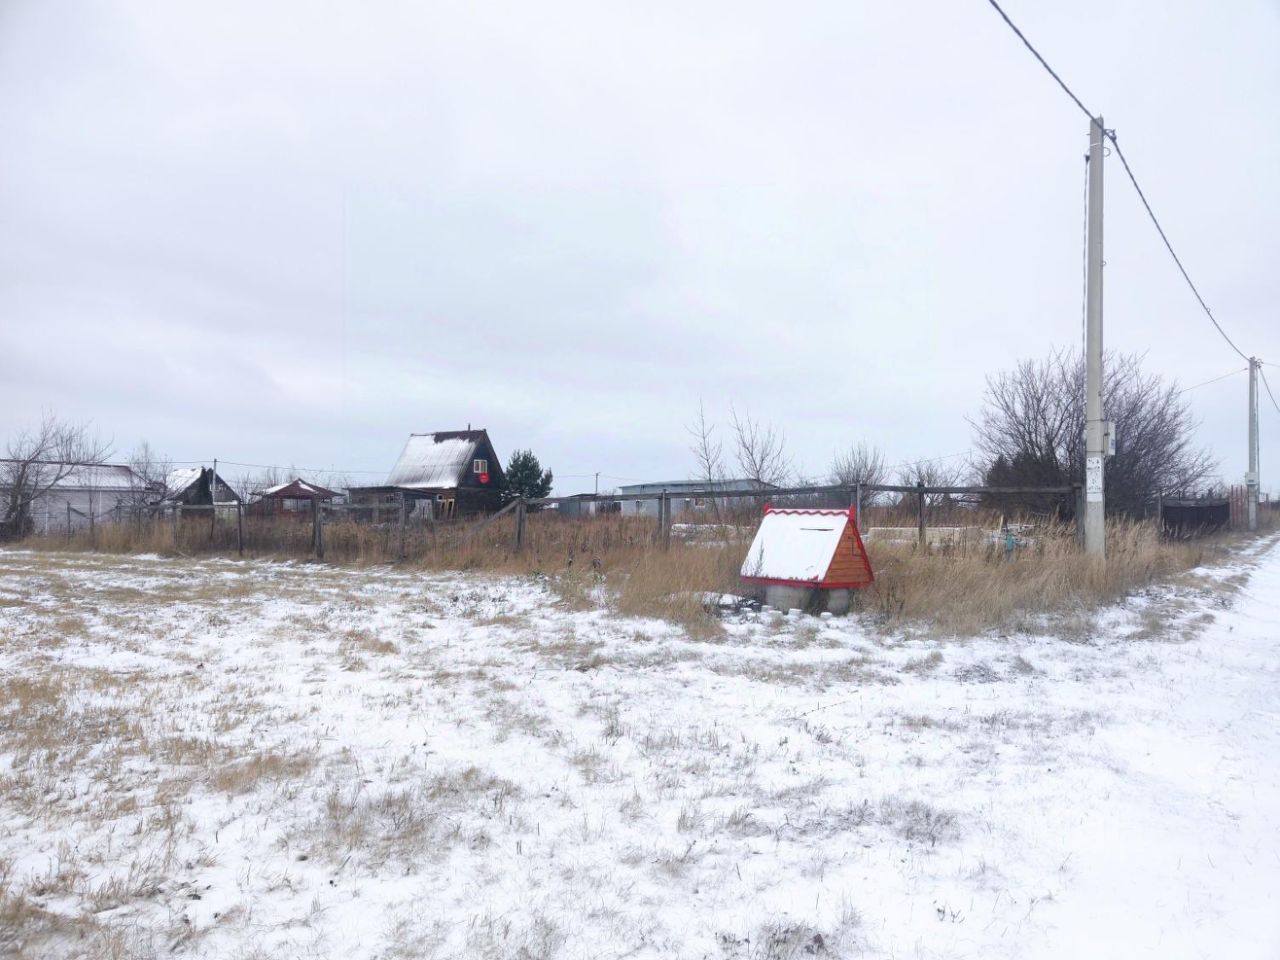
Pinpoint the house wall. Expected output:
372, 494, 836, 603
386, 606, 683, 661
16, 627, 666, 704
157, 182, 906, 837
627, 496, 754, 518
28, 488, 131, 534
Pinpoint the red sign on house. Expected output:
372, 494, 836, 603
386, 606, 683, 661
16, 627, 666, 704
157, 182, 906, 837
479, 472, 490, 485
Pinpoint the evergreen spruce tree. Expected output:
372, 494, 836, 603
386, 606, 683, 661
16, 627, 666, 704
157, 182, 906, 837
501, 449, 553, 505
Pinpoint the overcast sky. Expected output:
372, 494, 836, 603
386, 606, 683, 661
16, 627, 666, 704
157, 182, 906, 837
2, 1, 1277, 494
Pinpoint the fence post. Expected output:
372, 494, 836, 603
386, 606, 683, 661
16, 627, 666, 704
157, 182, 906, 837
854, 483, 862, 531
313, 499, 324, 559
514, 498, 527, 552
88, 504, 95, 548
236, 503, 244, 557
658, 492, 672, 550
398, 492, 407, 562
66, 502, 72, 541
916, 481, 926, 549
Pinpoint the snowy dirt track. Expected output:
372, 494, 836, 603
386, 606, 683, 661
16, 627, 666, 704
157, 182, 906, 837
1, 541, 1278, 959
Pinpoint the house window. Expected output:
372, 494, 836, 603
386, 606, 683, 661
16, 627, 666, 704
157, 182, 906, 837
473, 459, 488, 474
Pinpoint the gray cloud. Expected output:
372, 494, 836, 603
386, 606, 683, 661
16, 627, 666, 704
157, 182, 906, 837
2, 0, 1277, 491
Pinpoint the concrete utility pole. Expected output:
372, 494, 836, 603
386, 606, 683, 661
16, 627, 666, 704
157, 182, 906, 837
1247, 357, 1260, 532
1084, 116, 1107, 558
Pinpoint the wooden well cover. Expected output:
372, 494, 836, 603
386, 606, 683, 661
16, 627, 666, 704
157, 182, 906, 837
740, 507, 874, 589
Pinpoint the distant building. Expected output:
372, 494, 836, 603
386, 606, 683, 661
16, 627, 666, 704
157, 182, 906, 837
348, 429, 505, 520
558, 493, 622, 519
0, 461, 145, 535
162, 467, 242, 515
616, 479, 777, 518
248, 478, 341, 519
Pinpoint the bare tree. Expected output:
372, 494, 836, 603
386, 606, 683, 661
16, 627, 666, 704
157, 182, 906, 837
1, 415, 112, 540
972, 350, 1216, 516
730, 406, 791, 487
830, 442, 887, 502
685, 400, 727, 520
126, 441, 172, 507
896, 458, 966, 509
687, 400, 725, 487
241, 465, 285, 502
322, 473, 353, 504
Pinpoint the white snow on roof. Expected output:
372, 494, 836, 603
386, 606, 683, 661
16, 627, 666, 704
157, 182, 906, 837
0, 461, 140, 491
165, 467, 203, 495
262, 479, 321, 496
741, 510, 849, 582
60, 464, 138, 490
385, 435, 477, 490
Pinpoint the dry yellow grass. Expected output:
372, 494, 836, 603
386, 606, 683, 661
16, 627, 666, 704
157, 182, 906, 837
860, 519, 1230, 634
20, 511, 1259, 635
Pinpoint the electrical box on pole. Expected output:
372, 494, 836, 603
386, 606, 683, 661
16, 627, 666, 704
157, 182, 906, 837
1084, 116, 1107, 558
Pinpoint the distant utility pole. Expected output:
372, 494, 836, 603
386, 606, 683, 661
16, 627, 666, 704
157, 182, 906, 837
1247, 357, 1260, 531
1084, 116, 1107, 558
594, 472, 600, 496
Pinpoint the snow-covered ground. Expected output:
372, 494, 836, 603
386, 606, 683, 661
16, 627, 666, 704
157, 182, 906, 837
1, 540, 1277, 959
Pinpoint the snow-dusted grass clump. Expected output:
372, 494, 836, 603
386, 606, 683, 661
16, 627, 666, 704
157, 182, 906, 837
1, 542, 1278, 959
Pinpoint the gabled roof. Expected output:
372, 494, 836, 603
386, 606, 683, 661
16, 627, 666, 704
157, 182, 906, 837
385, 430, 493, 490
741, 507, 874, 589
162, 467, 242, 504
260, 478, 340, 499
0, 460, 140, 491
165, 467, 204, 496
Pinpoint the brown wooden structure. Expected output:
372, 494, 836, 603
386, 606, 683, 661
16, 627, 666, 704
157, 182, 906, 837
249, 478, 340, 519
347, 429, 505, 521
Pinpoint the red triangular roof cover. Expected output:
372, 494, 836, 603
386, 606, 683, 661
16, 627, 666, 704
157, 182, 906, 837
740, 506, 874, 589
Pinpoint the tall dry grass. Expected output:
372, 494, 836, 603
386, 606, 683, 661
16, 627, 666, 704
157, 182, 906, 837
861, 519, 1230, 635
20, 510, 1254, 636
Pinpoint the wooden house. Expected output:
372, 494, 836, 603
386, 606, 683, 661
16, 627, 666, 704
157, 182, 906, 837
740, 506, 874, 614
162, 467, 242, 516
348, 429, 505, 520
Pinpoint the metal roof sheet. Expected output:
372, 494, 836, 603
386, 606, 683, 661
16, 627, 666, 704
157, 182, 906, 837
0, 460, 140, 491
385, 432, 484, 490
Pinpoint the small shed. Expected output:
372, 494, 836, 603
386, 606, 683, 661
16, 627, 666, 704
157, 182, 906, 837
740, 507, 874, 614
250, 478, 341, 519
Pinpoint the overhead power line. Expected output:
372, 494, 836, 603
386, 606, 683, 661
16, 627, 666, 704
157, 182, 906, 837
984, 0, 1254, 364
166, 459, 387, 475
984, 0, 1094, 120
1260, 364, 1280, 418
1176, 367, 1248, 395
1104, 136, 1250, 362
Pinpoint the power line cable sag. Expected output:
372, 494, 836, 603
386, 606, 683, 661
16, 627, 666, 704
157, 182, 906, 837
165, 459, 639, 483
984, 0, 1256, 364
1260, 364, 1280, 418
1176, 367, 1248, 395
983, 0, 1095, 120
1103, 136, 1250, 362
